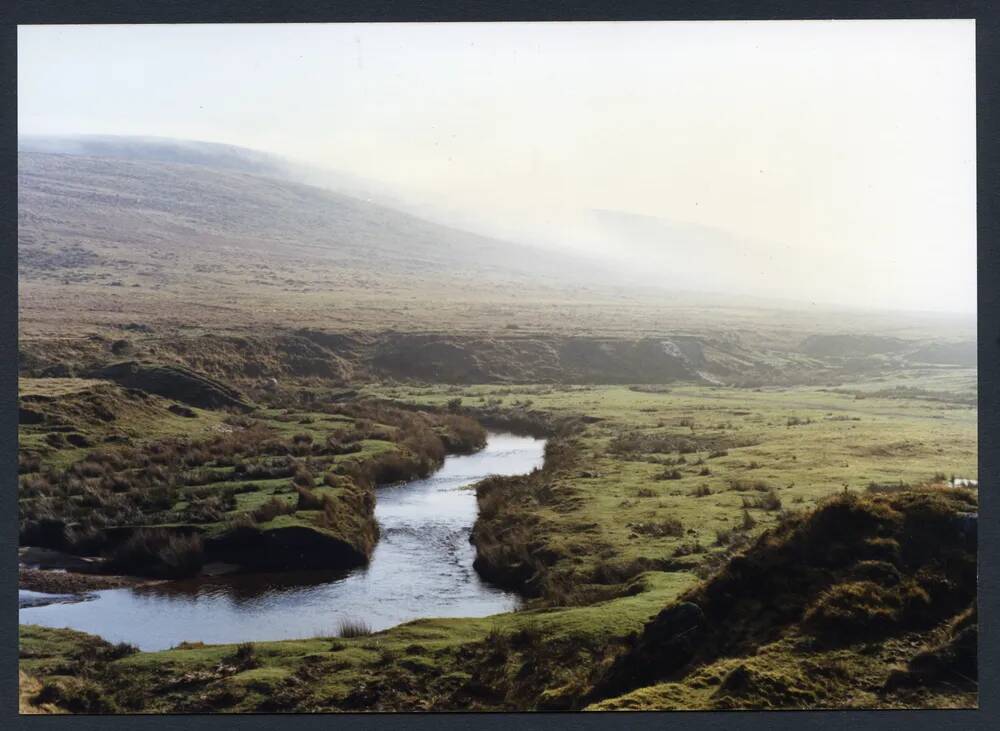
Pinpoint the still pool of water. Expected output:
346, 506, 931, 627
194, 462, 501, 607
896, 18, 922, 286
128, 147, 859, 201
19, 432, 545, 651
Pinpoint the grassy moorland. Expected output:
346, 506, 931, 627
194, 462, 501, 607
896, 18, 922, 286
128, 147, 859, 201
372, 375, 976, 601
18, 375, 486, 580
18, 356, 977, 712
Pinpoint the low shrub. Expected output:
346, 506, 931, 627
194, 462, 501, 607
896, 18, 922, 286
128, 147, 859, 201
715, 527, 736, 546
18, 452, 41, 474
291, 466, 315, 488
35, 677, 118, 714
802, 580, 932, 638
673, 541, 706, 557
742, 490, 783, 511
435, 413, 487, 452
656, 469, 683, 481
630, 518, 684, 538
97, 641, 140, 662
184, 495, 230, 523
866, 481, 912, 494
510, 621, 545, 649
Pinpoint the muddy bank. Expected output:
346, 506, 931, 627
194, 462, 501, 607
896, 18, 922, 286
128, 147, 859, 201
19, 567, 161, 594
19, 546, 101, 572
203, 522, 374, 572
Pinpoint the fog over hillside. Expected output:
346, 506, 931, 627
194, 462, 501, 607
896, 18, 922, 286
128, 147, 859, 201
18, 134, 977, 324
12, 136, 793, 306
17, 148, 609, 287
18, 22, 975, 316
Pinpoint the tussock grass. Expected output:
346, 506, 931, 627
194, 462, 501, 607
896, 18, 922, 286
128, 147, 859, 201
727, 478, 773, 493
105, 529, 204, 579
225, 643, 260, 670
741, 490, 782, 511
337, 619, 373, 638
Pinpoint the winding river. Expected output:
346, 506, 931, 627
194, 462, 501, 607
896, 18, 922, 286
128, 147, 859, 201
19, 432, 545, 651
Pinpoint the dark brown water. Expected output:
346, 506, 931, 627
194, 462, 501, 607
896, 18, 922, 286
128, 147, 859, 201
19, 432, 545, 650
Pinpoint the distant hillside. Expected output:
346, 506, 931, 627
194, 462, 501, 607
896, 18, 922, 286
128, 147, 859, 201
18, 134, 398, 205
19, 135, 292, 177
910, 341, 977, 367
18, 150, 587, 288
796, 333, 977, 368
16, 138, 976, 347
800, 334, 909, 357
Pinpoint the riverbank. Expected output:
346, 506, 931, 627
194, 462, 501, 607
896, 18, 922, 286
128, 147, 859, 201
19, 567, 154, 595
19, 433, 544, 650
377, 380, 977, 608
19, 485, 978, 712
19, 383, 488, 580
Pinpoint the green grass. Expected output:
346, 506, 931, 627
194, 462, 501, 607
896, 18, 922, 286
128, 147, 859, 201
367, 380, 976, 590
19, 372, 978, 712
17, 383, 486, 574
18, 569, 693, 712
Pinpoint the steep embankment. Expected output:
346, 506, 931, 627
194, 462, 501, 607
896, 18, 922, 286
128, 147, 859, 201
88, 361, 252, 410
20, 327, 978, 392
19, 330, 708, 385
589, 488, 978, 709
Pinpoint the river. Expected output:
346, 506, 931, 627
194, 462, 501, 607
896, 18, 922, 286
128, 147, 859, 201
18, 432, 545, 651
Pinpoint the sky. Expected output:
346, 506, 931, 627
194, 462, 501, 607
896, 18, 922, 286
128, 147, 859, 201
18, 21, 976, 314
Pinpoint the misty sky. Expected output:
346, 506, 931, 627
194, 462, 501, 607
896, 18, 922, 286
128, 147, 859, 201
18, 21, 976, 314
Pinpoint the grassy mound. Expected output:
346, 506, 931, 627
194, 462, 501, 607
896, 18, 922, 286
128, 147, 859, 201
88, 361, 251, 410
591, 487, 978, 705
884, 605, 977, 693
